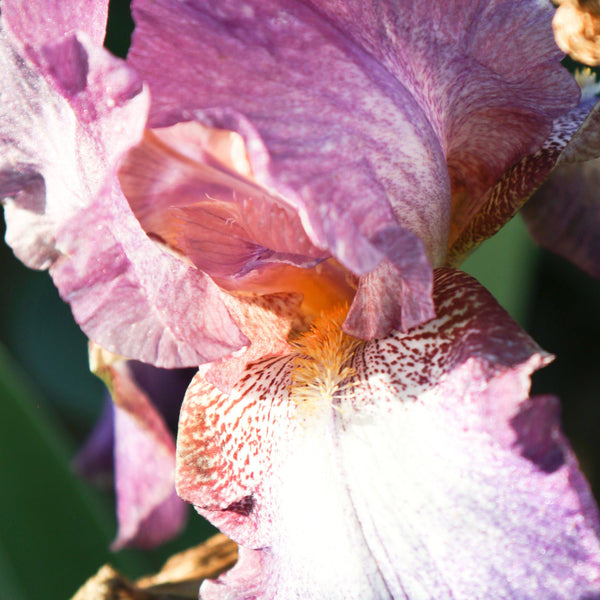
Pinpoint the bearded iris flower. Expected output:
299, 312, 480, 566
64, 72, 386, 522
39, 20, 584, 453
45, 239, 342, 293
2, 0, 600, 597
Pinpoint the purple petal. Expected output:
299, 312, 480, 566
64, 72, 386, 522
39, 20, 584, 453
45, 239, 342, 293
177, 269, 600, 599
3, 0, 108, 48
0, 18, 248, 367
73, 396, 115, 488
129, 0, 453, 332
91, 348, 188, 550
128, 362, 196, 429
129, 0, 577, 335
522, 154, 600, 279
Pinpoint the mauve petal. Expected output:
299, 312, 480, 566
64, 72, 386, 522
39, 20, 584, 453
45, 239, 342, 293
298, 0, 578, 203
129, 0, 452, 332
344, 225, 434, 337
0, 18, 248, 367
3, 0, 108, 47
90, 347, 188, 550
522, 156, 600, 279
0, 18, 145, 268
0, 28, 87, 269
129, 0, 451, 261
50, 181, 247, 367
177, 270, 600, 599
448, 97, 600, 263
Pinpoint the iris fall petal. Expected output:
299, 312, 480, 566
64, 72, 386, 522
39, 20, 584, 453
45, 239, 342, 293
0, 5, 247, 367
90, 346, 188, 550
177, 270, 600, 599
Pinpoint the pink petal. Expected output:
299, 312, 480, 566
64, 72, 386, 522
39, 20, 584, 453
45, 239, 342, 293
51, 180, 247, 367
118, 122, 325, 283
3, 0, 108, 48
0, 18, 247, 367
90, 349, 187, 550
177, 269, 600, 599
129, 0, 578, 335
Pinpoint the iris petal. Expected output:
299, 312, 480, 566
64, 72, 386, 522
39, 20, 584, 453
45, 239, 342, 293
89, 346, 188, 550
177, 270, 600, 599
0, 14, 247, 367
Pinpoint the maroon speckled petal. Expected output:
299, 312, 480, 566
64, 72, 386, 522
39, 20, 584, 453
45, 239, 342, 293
177, 269, 600, 599
448, 97, 600, 263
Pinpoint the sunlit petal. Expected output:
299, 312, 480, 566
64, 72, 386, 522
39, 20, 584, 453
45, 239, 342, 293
177, 270, 600, 599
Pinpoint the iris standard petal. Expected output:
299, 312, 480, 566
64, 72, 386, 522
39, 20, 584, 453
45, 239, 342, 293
129, 0, 578, 336
129, 0, 452, 333
177, 270, 600, 599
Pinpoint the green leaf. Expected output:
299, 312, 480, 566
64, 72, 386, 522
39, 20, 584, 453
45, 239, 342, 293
0, 344, 147, 599
462, 214, 539, 327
